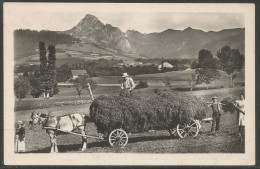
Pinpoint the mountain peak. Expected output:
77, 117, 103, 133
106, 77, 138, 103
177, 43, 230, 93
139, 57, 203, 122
183, 27, 193, 31
64, 14, 131, 52
162, 29, 176, 33
83, 14, 98, 20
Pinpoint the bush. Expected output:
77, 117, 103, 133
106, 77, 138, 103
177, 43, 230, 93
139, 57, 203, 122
15, 99, 92, 111
135, 81, 148, 89
89, 90, 210, 135
153, 88, 160, 94
14, 77, 31, 100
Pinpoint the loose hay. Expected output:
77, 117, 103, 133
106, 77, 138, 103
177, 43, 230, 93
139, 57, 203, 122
89, 90, 210, 134
221, 96, 238, 113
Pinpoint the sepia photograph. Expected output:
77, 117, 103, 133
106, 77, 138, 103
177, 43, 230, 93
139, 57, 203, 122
3, 3, 255, 165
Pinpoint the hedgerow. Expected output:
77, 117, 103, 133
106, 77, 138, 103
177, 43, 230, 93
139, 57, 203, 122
15, 99, 92, 111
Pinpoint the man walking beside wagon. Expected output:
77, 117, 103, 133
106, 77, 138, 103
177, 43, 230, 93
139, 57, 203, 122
207, 96, 224, 134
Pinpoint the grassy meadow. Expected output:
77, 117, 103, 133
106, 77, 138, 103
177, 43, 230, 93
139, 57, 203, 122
14, 69, 245, 153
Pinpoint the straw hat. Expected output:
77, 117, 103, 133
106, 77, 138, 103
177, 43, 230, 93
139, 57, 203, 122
212, 96, 217, 99
122, 73, 129, 77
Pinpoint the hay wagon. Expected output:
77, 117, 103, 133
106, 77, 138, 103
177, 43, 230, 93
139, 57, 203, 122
105, 118, 201, 147
86, 90, 211, 147
43, 116, 210, 148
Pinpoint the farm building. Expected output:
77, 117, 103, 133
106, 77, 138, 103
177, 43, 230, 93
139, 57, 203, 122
113, 61, 143, 68
71, 70, 88, 79
158, 62, 174, 70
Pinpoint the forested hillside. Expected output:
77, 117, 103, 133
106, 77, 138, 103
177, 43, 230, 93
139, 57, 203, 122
14, 29, 79, 60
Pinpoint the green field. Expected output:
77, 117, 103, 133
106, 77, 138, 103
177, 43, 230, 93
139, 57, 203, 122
14, 70, 245, 153
16, 43, 146, 66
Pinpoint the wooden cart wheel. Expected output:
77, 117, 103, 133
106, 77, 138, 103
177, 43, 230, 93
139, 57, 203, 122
109, 129, 128, 147
176, 119, 199, 138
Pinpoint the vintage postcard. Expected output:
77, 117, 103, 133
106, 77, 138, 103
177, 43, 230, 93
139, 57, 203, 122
4, 3, 255, 165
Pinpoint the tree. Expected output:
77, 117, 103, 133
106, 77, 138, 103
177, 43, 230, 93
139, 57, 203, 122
196, 68, 220, 90
48, 45, 58, 95
186, 73, 198, 91
14, 77, 31, 101
57, 64, 72, 82
198, 49, 213, 68
216, 46, 245, 87
190, 61, 198, 69
28, 76, 42, 98
162, 77, 172, 89
196, 49, 220, 89
39, 42, 51, 94
73, 75, 96, 97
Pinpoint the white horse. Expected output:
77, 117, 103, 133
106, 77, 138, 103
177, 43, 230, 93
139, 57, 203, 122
30, 112, 90, 153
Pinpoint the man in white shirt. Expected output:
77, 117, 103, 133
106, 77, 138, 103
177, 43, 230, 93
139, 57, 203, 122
121, 73, 135, 92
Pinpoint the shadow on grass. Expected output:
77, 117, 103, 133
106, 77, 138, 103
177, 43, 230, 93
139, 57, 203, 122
128, 135, 177, 144
25, 135, 177, 153
172, 86, 224, 91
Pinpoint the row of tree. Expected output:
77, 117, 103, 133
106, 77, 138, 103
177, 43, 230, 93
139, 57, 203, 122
14, 42, 59, 100
39, 42, 58, 96
187, 46, 244, 90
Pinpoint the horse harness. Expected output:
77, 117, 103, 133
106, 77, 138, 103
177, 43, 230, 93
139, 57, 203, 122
46, 114, 85, 132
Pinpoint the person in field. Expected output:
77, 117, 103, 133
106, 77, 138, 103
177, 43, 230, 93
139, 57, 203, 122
235, 93, 245, 144
207, 96, 224, 133
15, 121, 26, 153
121, 73, 135, 92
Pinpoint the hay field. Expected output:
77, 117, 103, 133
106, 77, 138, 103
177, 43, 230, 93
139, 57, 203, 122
14, 85, 244, 153
14, 69, 245, 153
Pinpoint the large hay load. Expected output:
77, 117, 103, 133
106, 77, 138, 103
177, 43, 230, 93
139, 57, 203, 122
89, 90, 210, 136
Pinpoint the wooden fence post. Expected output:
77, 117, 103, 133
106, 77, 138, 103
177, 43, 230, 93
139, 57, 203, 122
87, 83, 94, 101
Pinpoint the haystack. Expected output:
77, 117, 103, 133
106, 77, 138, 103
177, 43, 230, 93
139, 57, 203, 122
89, 90, 210, 134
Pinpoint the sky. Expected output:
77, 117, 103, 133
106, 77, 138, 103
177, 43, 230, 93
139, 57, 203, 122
5, 3, 245, 33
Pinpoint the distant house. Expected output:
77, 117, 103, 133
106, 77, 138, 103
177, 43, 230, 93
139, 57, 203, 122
123, 61, 142, 67
142, 62, 157, 66
71, 70, 88, 80
158, 62, 174, 71
113, 61, 142, 68
57, 82, 74, 87
90, 53, 99, 56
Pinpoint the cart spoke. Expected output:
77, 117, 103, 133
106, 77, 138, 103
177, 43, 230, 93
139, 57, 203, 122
180, 130, 185, 135
190, 123, 196, 127
119, 140, 124, 145
119, 132, 124, 137
189, 130, 195, 136
111, 134, 117, 137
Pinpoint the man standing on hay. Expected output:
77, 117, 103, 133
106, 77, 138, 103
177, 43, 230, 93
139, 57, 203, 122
121, 73, 135, 92
207, 96, 224, 134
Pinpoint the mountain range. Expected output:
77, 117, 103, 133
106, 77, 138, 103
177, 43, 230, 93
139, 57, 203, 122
14, 14, 245, 62
64, 14, 244, 59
